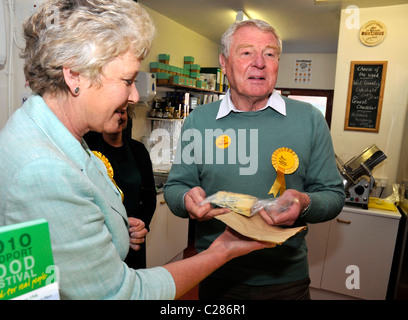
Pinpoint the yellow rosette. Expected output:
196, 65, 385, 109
268, 147, 299, 196
92, 151, 124, 202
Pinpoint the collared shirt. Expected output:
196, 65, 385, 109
216, 89, 286, 120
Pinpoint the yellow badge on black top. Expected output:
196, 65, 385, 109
268, 147, 299, 196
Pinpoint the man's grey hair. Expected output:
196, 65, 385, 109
220, 19, 282, 58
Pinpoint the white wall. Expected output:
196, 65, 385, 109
331, 4, 408, 193
0, 0, 12, 130
140, 6, 220, 72
0, 0, 42, 130
0, 63, 8, 129
276, 53, 337, 90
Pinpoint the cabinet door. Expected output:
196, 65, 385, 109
146, 194, 168, 268
305, 221, 331, 288
146, 194, 189, 267
166, 209, 189, 262
321, 210, 399, 299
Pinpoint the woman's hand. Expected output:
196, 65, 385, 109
128, 217, 148, 251
164, 226, 273, 299
210, 226, 275, 260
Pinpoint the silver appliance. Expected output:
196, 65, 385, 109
336, 144, 387, 206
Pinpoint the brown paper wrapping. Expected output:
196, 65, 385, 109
215, 212, 306, 245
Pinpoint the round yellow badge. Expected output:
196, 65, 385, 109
215, 135, 231, 149
271, 147, 299, 174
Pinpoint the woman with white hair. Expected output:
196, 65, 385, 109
0, 0, 269, 299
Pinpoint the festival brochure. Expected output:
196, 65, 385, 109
0, 218, 59, 300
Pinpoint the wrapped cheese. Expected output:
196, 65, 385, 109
200, 191, 258, 217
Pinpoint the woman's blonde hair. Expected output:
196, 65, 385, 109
22, 0, 156, 96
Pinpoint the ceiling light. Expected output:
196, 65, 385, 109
236, 10, 250, 22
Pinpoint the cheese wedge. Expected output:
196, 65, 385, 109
207, 191, 258, 217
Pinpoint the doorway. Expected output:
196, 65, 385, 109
276, 88, 334, 129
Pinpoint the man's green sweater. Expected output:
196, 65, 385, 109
164, 96, 345, 285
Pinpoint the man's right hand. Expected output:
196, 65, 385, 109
185, 186, 230, 221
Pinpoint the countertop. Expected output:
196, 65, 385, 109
343, 204, 401, 220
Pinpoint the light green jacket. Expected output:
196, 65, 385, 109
0, 95, 175, 299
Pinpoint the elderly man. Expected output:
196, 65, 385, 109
164, 19, 345, 300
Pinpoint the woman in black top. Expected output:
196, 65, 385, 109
85, 108, 156, 269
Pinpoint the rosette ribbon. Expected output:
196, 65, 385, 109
268, 147, 299, 197
92, 151, 124, 202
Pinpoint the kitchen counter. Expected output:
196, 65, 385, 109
342, 203, 400, 219
154, 172, 168, 194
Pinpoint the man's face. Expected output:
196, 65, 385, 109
220, 26, 280, 108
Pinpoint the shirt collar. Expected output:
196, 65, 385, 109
216, 89, 286, 120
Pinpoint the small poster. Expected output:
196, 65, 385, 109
294, 59, 312, 84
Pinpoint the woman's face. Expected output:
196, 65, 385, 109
81, 51, 140, 134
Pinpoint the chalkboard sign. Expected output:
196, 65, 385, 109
344, 61, 387, 132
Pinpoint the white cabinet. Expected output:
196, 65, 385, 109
306, 221, 331, 288
306, 206, 400, 300
146, 193, 189, 268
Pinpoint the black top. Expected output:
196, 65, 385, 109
84, 131, 157, 269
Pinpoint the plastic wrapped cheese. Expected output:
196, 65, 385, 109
199, 191, 258, 217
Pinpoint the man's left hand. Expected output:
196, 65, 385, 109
258, 189, 310, 226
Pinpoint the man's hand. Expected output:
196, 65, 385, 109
185, 186, 230, 221
258, 189, 310, 226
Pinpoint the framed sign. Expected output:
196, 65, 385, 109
344, 61, 387, 132
359, 20, 387, 47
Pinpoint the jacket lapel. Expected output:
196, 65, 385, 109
23, 95, 128, 226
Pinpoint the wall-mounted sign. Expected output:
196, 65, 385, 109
344, 61, 387, 132
359, 20, 387, 47
294, 59, 312, 84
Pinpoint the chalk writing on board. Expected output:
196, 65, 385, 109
345, 61, 387, 132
